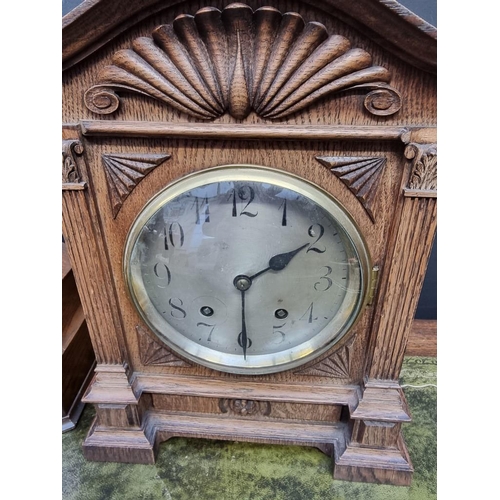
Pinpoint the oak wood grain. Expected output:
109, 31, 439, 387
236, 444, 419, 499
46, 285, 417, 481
132, 372, 362, 409
80, 120, 412, 141
84, 10, 399, 121
62, 0, 436, 485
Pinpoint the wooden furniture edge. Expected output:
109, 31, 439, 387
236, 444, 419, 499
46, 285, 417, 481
79, 121, 435, 143
131, 372, 362, 411
62, 356, 97, 433
62, 241, 97, 432
406, 318, 437, 357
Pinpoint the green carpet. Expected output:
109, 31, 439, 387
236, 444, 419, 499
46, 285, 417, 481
62, 357, 437, 500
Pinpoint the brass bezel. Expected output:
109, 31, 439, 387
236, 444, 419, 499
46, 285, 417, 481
124, 164, 372, 375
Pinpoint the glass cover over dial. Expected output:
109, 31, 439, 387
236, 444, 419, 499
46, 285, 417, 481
124, 165, 371, 374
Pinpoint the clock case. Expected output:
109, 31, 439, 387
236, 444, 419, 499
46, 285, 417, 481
62, 0, 436, 486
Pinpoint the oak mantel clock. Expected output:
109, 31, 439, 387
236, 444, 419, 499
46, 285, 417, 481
62, 0, 436, 486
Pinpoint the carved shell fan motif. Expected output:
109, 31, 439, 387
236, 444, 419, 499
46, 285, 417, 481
136, 325, 192, 367
316, 156, 387, 222
102, 152, 171, 217
85, 3, 401, 120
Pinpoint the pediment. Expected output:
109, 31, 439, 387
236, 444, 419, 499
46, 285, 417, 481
63, 1, 436, 126
63, 0, 436, 74
81, 3, 405, 120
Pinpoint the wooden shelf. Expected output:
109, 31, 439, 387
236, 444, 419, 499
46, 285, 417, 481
406, 319, 436, 357
62, 242, 96, 432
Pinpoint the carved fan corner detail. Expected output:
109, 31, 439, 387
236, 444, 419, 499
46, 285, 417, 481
294, 337, 356, 378
136, 324, 192, 367
102, 152, 171, 217
316, 155, 386, 222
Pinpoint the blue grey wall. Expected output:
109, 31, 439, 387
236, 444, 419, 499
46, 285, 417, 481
398, 0, 436, 26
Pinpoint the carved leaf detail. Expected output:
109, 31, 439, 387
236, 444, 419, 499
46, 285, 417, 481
316, 156, 386, 222
62, 140, 86, 190
294, 338, 355, 378
405, 143, 437, 193
136, 325, 192, 367
102, 153, 171, 217
85, 3, 400, 119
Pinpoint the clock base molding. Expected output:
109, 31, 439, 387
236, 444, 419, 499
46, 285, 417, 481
334, 434, 413, 486
82, 402, 412, 485
83, 409, 348, 463
81, 368, 413, 485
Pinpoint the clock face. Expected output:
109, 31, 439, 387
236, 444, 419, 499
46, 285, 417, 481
124, 166, 371, 374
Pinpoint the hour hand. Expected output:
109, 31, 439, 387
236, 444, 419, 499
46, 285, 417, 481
250, 243, 308, 280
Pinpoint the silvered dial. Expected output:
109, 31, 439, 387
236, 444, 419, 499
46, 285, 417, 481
124, 165, 370, 374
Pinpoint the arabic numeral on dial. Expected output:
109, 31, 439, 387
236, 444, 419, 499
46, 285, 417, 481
197, 322, 216, 342
300, 302, 318, 323
163, 222, 185, 250
229, 185, 258, 217
307, 224, 326, 253
153, 263, 171, 286
237, 332, 252, 349
272, 323, 286, 343
193, 197, 210, 224
168, 298, 187, 319
314, 266, 333, 291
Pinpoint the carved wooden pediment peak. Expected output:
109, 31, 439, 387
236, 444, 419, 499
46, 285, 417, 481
63, 1, 436, 75
84, 2, 402, 120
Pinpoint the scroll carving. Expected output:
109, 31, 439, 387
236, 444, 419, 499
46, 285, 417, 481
316, 156, 386, 222
102, 152, 171, 217
403, 143, 437, 197
84, 3, 401, 120
294, 338, 355, 378
363, 87, 402, 116
62, 140, 86, 190
136, 325, 192, 367
219, 398, 271, 417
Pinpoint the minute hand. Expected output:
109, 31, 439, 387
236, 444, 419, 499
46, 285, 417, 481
249, 243, 309, 281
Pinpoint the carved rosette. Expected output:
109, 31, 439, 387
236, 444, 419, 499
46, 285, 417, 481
84, 3, 401, 120
62, 140, 86, 190
102, 152, 171, 217
219, 398, 271, 417
316, 156, 386, 222
136, 325, 192, 367
403, 143, 437, 197
294, 338, 355, 378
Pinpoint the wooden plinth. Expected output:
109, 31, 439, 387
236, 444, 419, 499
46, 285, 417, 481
82, 366, 413, 484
